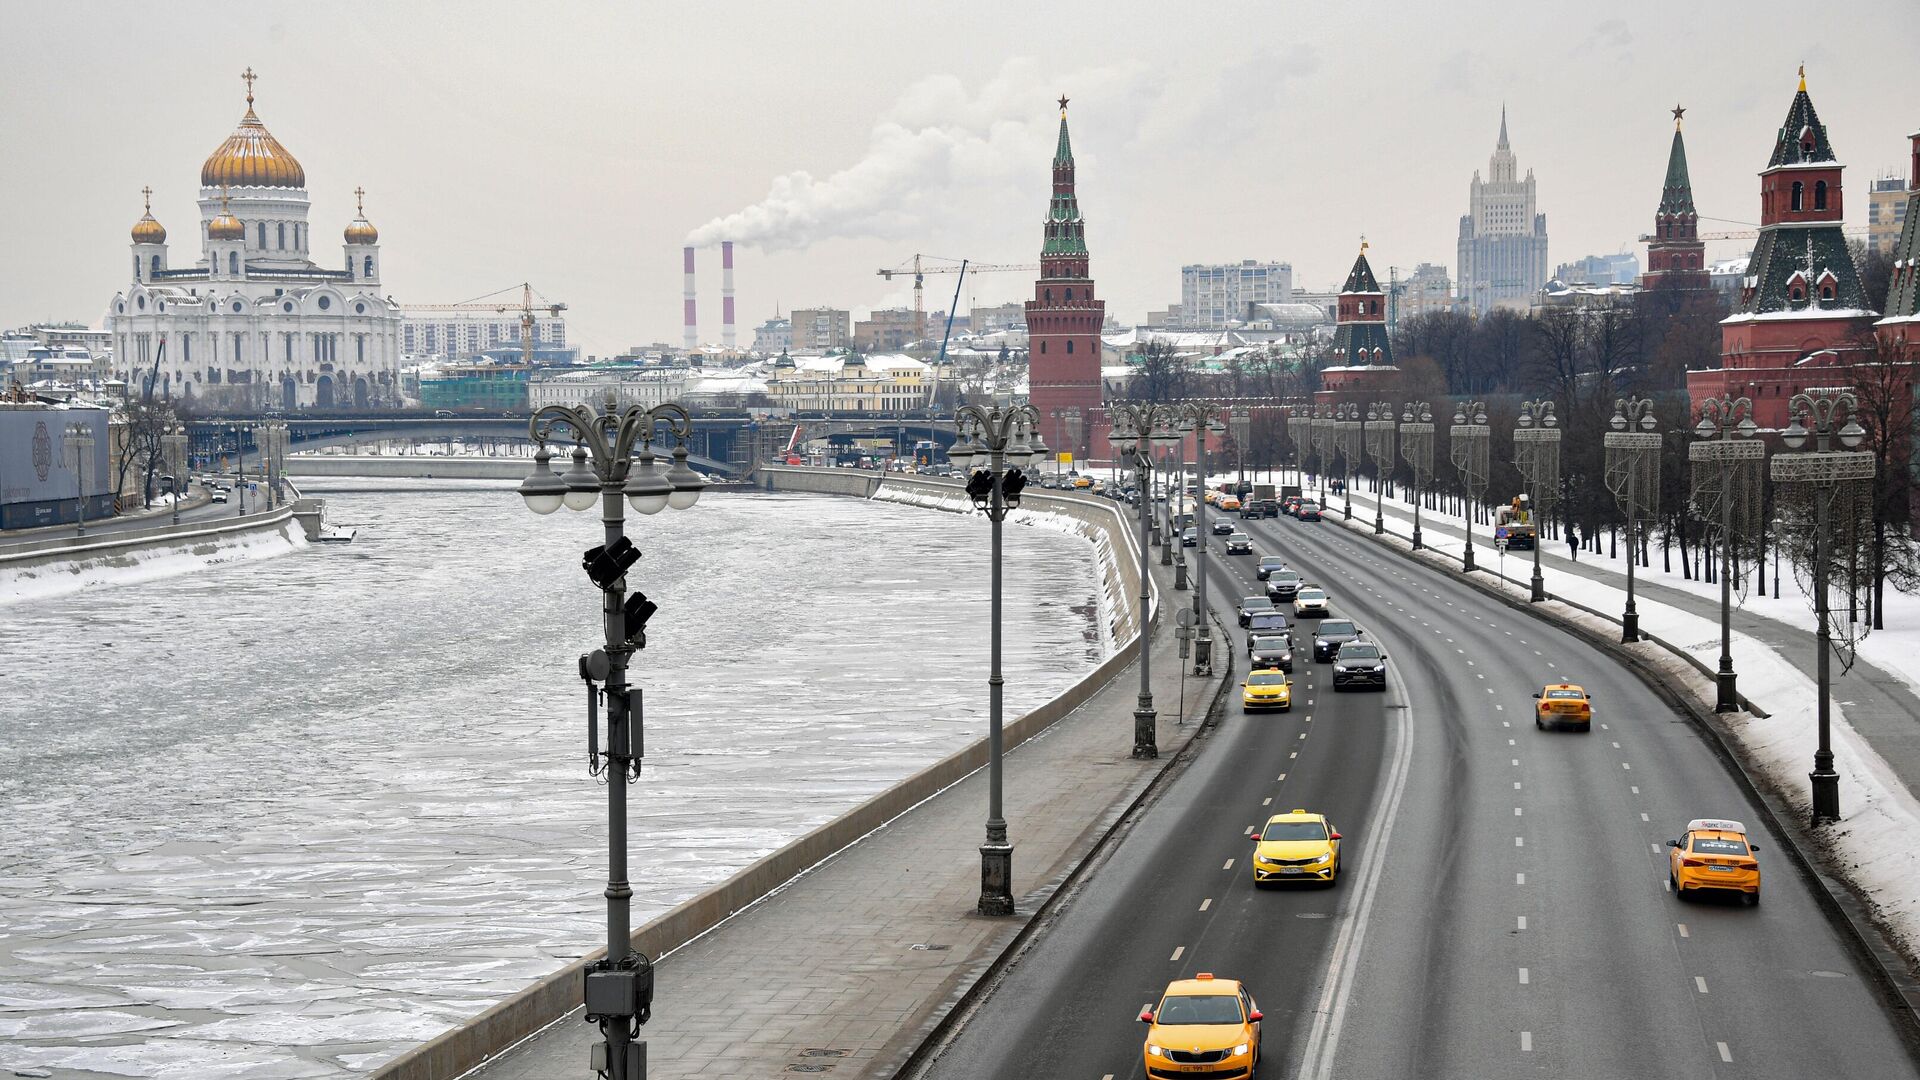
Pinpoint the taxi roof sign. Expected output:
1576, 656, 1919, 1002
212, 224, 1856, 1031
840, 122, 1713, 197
1687, 818, 1747, 835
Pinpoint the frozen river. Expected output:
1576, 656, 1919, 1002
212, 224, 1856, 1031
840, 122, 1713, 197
0, 481, 1111, 1077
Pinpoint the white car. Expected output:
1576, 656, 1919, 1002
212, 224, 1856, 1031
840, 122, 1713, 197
209, 491, 229, 503
1293, 587, 1330, 618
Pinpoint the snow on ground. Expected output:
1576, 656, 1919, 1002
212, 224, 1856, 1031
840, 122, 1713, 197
0, 522, 307, 607
1255, 475, 1920, 961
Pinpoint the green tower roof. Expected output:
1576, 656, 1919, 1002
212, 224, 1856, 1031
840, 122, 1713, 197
1658, 123, 1697, 217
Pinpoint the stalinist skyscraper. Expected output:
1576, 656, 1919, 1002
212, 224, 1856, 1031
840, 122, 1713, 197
1456, 109, 1550, 315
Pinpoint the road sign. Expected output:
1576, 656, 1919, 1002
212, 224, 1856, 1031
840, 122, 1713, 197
1175, 608, 1195, 628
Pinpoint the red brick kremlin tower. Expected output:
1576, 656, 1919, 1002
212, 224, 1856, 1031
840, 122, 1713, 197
1640, 105, 1711, 293
1025, 96, 1106, 460
1318, 240, 1399, 400
1690, 69, 1879, 429
1878, 127, 1920, 360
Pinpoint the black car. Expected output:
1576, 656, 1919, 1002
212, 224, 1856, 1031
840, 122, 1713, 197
1331, 641, 1388, 691
1242, 498, 1278, 519
1247, 632, 1293, 672
1256, 556, 1287, 581
1266, 570, 1303, 602
1225, 533, 1254, 555
1211, 519, 1235, 535
1181, 527, 1200, 547
1298, 500, 1324, 522
1312, 619, 1363, 662
1246, 611, 1290, 637
1237, 595, 1274, 626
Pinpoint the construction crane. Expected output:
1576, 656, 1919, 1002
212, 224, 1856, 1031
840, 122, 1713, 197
1638, 222, 1868, 244
400, 283, 568, 366
877, 254, 1038, 342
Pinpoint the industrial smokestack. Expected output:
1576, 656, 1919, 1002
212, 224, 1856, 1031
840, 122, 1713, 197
722, 241, 737, 353
683, 246, 698, 352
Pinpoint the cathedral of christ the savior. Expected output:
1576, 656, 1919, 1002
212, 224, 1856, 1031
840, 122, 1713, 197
109, 69, 403, 411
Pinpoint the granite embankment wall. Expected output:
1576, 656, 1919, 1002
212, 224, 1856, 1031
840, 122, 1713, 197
373, 465, 1153, 1080
0, 500, 312, 603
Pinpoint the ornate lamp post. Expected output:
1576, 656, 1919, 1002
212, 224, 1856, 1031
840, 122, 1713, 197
1161, 441, 1178, 571
162, 424, 189, 525
1363, 402, 1396, 535
264, 421, 289, 509
64, 422, 94, 536
517, 391, 706, 1076
1450, 401, 1490, 571
1230, 406, 1250, 489
1334, 403, 1362, 520
1514, 400, 1562, 602
1109, 402, 1183, 760
227, 422, 257, 516
947, 403, 1043, 917
1691, 396, 1762, 713
1604, 397, 1661, 641
1286, 409, 1312, 496
1399, 403, 1434, 550
1177, 404, 1225, 670
1771, 389, 1873, 823
1310, 404, 1335, 503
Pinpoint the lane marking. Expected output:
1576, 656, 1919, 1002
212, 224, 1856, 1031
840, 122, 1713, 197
1512, 758, 1519, 766
1612, 741, 1621, 749
1718, 1042, 1732, 1063
1223, 859, 1235, 870
1297, 654, 1417, 1080
1508, 739, 1516, 746
1696, 976, 1709, 994
1641, 813, 1650, 822
1291, 752, 1298, 759
1170, 946, 1184, 962
1631, 786, 1640, 795
1516, 873, 1526, 885
1502, 721, 1511, 728
1521, 1031, 1533, 1052
1278, 773, 1288, 781
1518, 967, 1530, 985
1677, 923, 1689, 938
1299, 733, 1308, 741
1514, 807, 1524, 817
1515, 836, 1525, 847
1622, 762, 1632, 770
1199, 898, 1212, 912
1263, 798, 1273, 806
1514, 781, 1523, 790
1517, 915, 1527, 930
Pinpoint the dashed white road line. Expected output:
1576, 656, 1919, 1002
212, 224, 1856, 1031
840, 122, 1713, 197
1514, 781, 1523, 790
1516, 872, 1526, 885
1514, 807, 1524, 817
1516, 915, 1527, 930
1641, 812, 1650, 822
1521, 1031, 1533, 1052
1677, 924, 1689, 938
1515, 836, 1525, 847
1199, 898, 1212, 912
1717, 1042, 1733, 1063
1263, 798, 1273, 806
1518, 967, 1530, 985
1169, 946, 1184, 962
1695, 976, 1709, 994
1223, 859, 1235, 870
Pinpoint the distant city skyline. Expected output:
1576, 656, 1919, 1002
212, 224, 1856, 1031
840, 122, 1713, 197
2, 2, 1916, 357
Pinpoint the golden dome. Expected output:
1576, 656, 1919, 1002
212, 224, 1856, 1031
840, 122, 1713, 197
131, 185, 166, 244
200, 68, 306, 189
207, 188, 245, 241
343, 186, 378, 245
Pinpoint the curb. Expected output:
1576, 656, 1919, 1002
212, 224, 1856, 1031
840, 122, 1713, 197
1327, 505, 1920, 1061
887, 608, 1237, 1080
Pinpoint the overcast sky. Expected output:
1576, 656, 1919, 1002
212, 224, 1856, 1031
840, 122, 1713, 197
4, 2, 1915, 357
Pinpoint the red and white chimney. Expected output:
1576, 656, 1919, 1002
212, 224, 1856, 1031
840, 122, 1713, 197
683, 245, 698, 352
722, 240, 737, 353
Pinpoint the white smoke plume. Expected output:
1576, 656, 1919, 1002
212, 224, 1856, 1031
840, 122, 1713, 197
685, 58, 1154, 251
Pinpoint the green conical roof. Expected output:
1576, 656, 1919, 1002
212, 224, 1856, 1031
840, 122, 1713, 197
1767, 76, 1837, 168
1658, 126, 1696, 217
1041, 101, 1086, 257
1341, 248, 1381, 293
1055, 113, 1072, 165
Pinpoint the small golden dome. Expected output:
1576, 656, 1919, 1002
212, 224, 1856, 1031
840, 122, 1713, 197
207, 187, 245, 241
343, 186, 378, 245
131, 185, 166, 244
201, 68, 306, 190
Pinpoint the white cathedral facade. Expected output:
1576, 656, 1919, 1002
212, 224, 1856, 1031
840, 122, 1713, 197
108, 71, 403, 411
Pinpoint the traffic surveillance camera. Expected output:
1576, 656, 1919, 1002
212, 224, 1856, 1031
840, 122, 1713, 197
1002, 467, 1028, 506
582, 537, 640, 590
622, 593, 657, 648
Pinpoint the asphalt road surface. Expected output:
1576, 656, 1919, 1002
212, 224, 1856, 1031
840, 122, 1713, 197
915, 496, 1920, 1080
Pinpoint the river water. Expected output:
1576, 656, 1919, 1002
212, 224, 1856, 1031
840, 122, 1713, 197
0, 481, 1109, 1077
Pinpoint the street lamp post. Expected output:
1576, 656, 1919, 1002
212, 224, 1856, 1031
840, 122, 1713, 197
1363, 402, 1396, 535
517, 390, 706, 1078
163, 424, 188, 525
1162, 443, 1178, 572
947, 403, 1044, 917
1771, 389, 1873, 824
1691, 396, 1762, 713
1311, 404, 1335, 504
1334, 403, 1361, 520
264, 421, 289, 509
1231, 407, 1250, 490
1449, 401, 1490, 571
1177, 404, 1226, 672
65, 423, 94, 536
227, 423, 256, 516
1400, 403, 1434, 550
1604, 397, 1661, 642
1287, 409, 1312, 499
1109, 402, 1183, 760
1514, 400, 1562, 603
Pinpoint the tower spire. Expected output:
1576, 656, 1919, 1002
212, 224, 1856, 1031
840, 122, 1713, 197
1659, 114, 1696, 216
1054, 94, 1073, 164
1498, 104, 1509, 150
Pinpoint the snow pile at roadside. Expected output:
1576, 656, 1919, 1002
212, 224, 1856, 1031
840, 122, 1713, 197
1323, 496, 1920, 960
0, 524, 308, 607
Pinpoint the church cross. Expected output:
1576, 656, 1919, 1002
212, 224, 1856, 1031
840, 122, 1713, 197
142, 185, 153, 212
242, 67, 257, 106
355, 186, 366, 215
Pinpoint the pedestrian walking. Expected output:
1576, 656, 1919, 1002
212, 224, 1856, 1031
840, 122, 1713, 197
1567, 521, 1579, 562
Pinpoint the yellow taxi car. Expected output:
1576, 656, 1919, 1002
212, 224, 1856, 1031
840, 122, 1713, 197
1250, 810, 1341, 887
1668, 817, 1761, 905
1241, 670, 1292, 713
1220, 495, 1242, 512
1533, 682, 1592, 732
1071, 476, 1093, 489
1138, 973, 1262, 1079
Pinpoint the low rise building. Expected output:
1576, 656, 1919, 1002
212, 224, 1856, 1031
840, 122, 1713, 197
853, 308, 919, 352
969, 302, 1027, 334
751, 317, 791, 355
417, 363, 530, 412
789, 308, 851, 352
763, 352, 928, 413
528, 366, 690, 410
